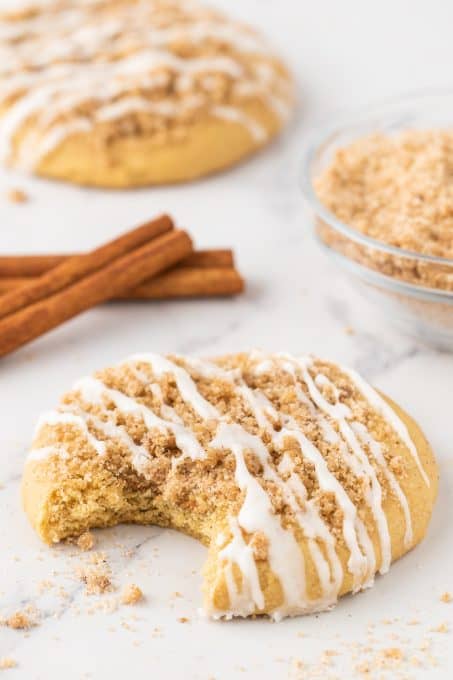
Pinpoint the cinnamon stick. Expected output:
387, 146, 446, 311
119, 266, 244, 300
0, 250, 244, 299
0, 229, 193, 358
0, 248, 234, 277
0, 214, 173, 320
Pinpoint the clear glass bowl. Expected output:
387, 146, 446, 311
300, 89, 453, 352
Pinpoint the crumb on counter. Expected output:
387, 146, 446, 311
0, 657, 17, 671
431, 622, 449, 634
6, 188, 28, 204
3, 611, 35, 630
381, 647, 404, 661
77, 532, 95, 552
77, 566, 112, 595
121, 584, 144, 606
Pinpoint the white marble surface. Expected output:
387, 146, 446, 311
1, 1, 453, 678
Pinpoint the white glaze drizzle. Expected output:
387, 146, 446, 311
36, 410, 106, 455
27, 444, 68, 461
0, 0, 292, 168
184, 357, 344, 608
26, 351, 421, 619
295, 357, 392, 575
342, 366, 430, 487
214, 516, 263, 619
266, 353, 415, 549
210, 105, 267, 142
212, 422, 306, 619
352, 421, 413, 547
127, 352, 218, 421
73, 375, 207, 472
262, 357, 377, 585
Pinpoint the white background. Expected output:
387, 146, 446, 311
1, 1, 453, 678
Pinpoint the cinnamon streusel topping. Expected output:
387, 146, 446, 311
0, 0, 292, 171
315, 130, 453, 260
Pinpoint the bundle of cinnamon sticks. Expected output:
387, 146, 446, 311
0, 214, 244, 358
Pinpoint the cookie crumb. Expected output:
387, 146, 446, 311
77, 566, 112, 595
77, 532, 95, 552
178, 617, 190, 623
344, 326, 355, 335
355, 661, 370, 675
4, 611, 34, 630
0, 657, 16, 670
431, 622, 449, 633
121, 584, 143, 605
88, 551, 106, 565
6, 189, 28, 204
382, 647, 403, 660
440, 592, 452, 603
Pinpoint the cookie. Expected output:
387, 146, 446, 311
22, 351, 437, 620
0, 0, 294, 187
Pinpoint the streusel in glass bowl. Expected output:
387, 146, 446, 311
301, 90, 453, 351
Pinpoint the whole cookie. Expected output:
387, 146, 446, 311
22, 351, 437, 620
0, 0, 294, 187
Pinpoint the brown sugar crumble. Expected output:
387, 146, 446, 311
6, 188, 28, 204
315, 129, 453, 293
121, 584, 144, 606
316, 130, 453, 259
77, 532, 95, 551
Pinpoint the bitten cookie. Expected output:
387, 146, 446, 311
0, 0, 294, 187
22, 351, 437, 620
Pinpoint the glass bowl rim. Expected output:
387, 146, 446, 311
316, 234, 453, 305
300, 87, 453, 270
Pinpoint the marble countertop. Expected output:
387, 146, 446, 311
1, 1, 453, 678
